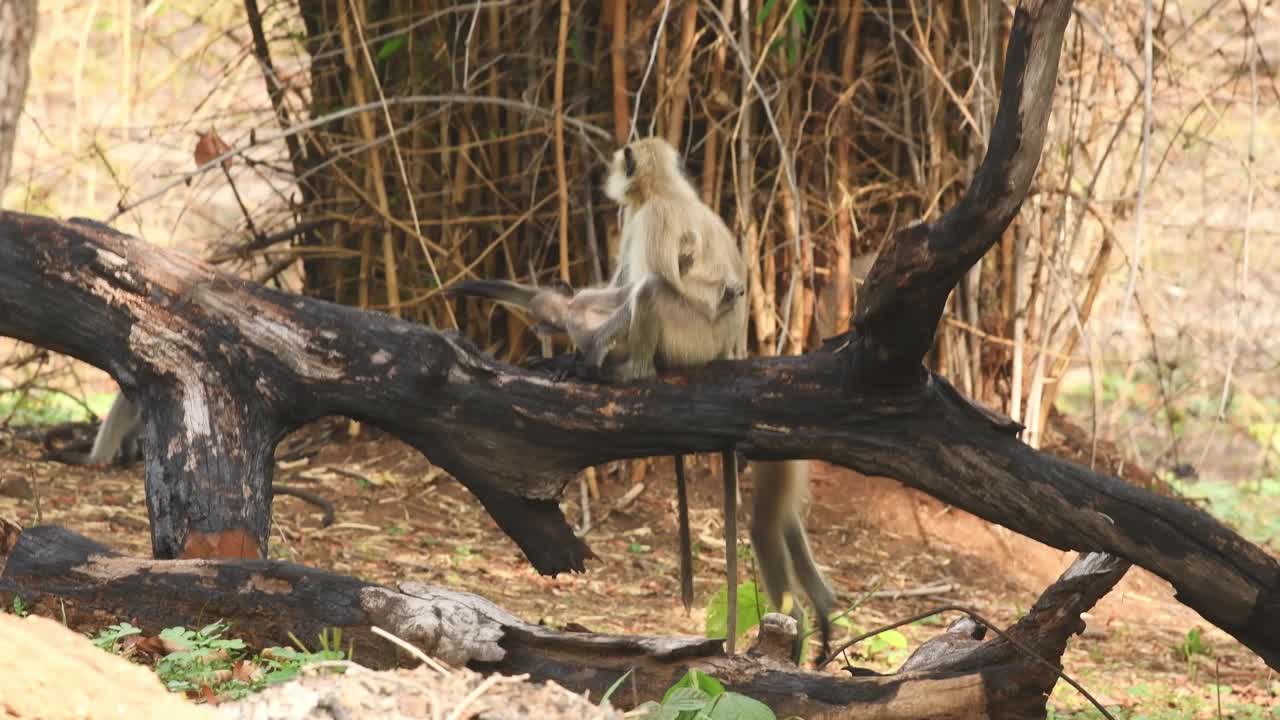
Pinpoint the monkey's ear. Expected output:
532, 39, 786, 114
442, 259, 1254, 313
623, 146, 636, 177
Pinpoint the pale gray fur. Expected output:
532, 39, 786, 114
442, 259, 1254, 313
591, 137, 835, 662
88, 394, 141, 465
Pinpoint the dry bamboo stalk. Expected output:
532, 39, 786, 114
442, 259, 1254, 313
1022, 204, 1056, 448
827, 0, 864, 337
1035, 228, 1115, 436
553, 0, 572, 284
336, 1, 376, 316
607, 0, 630, 276
699, 0, 735, 205
1009, 222, 1028, 424
610, 0, 631, 144
737, 0, 771, 355
654, 9, 670, 138
779, 179, 805, 355
665, 0, 699, 145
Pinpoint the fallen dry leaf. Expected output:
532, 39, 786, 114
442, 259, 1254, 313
232, 659, 263, 684
193, 130, 232, 170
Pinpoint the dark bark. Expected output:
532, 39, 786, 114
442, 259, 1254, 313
0, 525, 1127, 718
849, 0, 1075, 382
0, 212, 594, 572
4, 207, 1276, 668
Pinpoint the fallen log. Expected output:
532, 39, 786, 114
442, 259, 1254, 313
0, 523, 1128, 718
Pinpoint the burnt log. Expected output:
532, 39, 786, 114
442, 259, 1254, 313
0, 0, 1276, 671
0, 524, 1128, 719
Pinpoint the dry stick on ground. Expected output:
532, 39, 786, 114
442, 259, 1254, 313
1, 0, 1278, 670
0, 524, 1128, 718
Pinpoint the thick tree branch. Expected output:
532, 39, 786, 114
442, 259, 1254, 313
1, 525, 1127, 718
1, 210, 1276, 669
850, 0, 1075, 379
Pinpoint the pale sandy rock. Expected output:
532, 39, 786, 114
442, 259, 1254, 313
0, 612, 217, 720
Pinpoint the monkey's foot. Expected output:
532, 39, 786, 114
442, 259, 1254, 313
813, 616, 834, 668
547, 278, 574, 296
583, 338, 613, 371
523, 352, 610, 383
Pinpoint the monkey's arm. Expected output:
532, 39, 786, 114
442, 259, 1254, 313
649, 227, 722, 322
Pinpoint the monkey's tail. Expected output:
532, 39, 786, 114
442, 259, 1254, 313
448, 280, 548, 309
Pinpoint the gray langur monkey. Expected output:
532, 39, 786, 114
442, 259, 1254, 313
454, 137, 836, 663
586, 137, 835, 663
54, 393, 335, 526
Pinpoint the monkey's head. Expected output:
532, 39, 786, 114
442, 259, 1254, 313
604, 137, 684, 206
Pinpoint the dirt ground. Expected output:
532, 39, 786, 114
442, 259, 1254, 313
0, 422, 1274, 711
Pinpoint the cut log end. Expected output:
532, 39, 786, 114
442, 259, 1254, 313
179, 528, 263, 560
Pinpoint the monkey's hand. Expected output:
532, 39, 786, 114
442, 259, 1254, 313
718, 284, 745, 316
523, 351, 608, 383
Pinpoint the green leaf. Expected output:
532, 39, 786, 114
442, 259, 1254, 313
663, 670, 724, 705
634, 702, 680, 720
705, 581, 768, 640
663, 687, 712, 711
707, 692, 775, 720
92, 622, 142, 651
199, 620, 229, 638
754, 0, 780, 27
865, 628, 909, 656
376, 35, 407, 62
600, 668, 633, 706
690, 670, 725, 698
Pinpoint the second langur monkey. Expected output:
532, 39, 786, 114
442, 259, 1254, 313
51, 393, 336, 526
587, 138, 835, 662
456, 138, 835, 661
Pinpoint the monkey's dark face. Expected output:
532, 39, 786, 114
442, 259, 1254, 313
623, 146, 637, 176
603, 137, 679, 205
603, 146, 634, 203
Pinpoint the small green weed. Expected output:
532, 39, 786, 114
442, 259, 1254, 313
1174, 626, 1212, 663
9, 596, 30, 617
632, 669, 775, 720
93, 619, 345, 701
154, 621, 250, 694
92, 621, 142, 651
860, 628, 908, 659
704, 581, 770, 641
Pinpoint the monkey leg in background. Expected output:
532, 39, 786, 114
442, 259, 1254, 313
582, 276, 835, 662
750, 459, 836, 663
61, 394, 337, 527
89, 390, 143, 465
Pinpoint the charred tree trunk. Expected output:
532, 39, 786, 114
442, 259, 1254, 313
0, 524, 1129, 719
0, 0, 1276, 672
